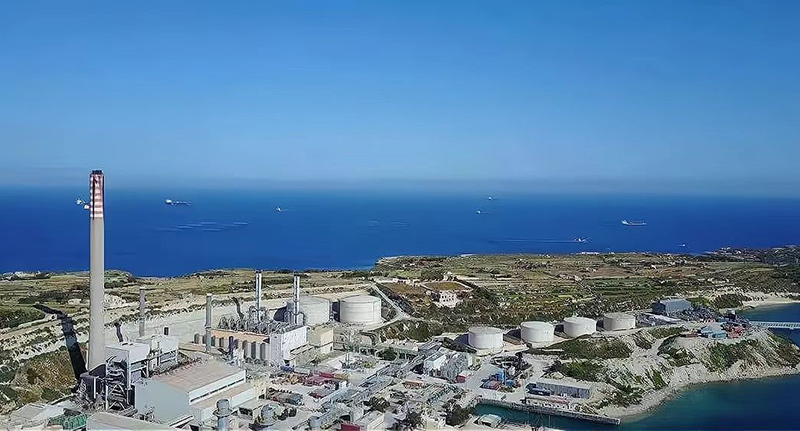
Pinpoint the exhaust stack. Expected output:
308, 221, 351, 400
205, 293, 213, 353
88, 170, 105, 371
292, 273, 301, 325
138, 287, 146, 337
255, 270, 262, 319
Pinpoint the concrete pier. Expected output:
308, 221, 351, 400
475, 397, 621, 426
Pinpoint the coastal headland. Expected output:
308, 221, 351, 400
1, 247, 799, 423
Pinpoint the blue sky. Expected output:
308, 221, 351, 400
1, 1, 799, 192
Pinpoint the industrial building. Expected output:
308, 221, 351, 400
520, 321, 555, 343
338, 295, 382, 325
529, 378, 592, 399
134, 360, 256, 425
562, 317, 597, 338
652, 298, 692, 315
468, 326, 504, 352
603, 313, 636, 331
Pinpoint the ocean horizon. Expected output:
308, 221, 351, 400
2, 188, 799, 276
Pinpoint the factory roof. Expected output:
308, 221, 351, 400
87, 412, 173, 430
148, 360, 242, 392
192, 382, 254, 410
536, 377, 592, 390
658, 297, 690, 304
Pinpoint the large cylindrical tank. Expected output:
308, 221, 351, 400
260, 342, 268, 362
603, 312, 636, 331
468, 326, 504, 350
338, 295, 382, 325
242, 340, 250, 358
288, 295, 331, 326
520, 321, 555, 343
563, 317, 597, 338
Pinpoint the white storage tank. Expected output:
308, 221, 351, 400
603, 312, 636, 331
520, 321, 555, 343
288, 295, 331, 326
563, 317, 597, 338
339, 295, 382, 325
468, 326, 504, 350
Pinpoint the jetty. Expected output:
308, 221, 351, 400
750, 321, 800, 330
475, 397, 621, 426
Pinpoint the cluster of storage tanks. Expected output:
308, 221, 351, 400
467, 311, 638, 350
280, 294, 382, 326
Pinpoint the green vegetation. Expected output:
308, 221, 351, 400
533, 337, 632, 360
712, 293, 750, 309
377, 348, 397, 361
551, 360, 605, 382
445, 405, 473, 426
632, 333, 653, 350
420, 268, 445, 281
600, 385, 645, 407
647, 368, 667, 389
0, 307, 44, 329
769, 334, 800, 367
365, 396, 390, 412
648, 326, 685, 339
704, 340, 760, 372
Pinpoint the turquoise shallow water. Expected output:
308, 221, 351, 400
475, 303, 800, 431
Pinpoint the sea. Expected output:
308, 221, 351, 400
2, 187, 800, 430
1, 188, 800, 276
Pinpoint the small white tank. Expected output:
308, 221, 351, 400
468, 326, 504, 350
563, 317, 597, 338
520, 321, 555, 343
603, 312, 636, 331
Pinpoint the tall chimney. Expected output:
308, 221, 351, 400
138, 287, 146, 337
88, 170, 105, 371
255, 270, 262, 319
292, 274, 301, 325
205, 293, 213, 353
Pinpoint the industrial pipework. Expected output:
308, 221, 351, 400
292, 273, 301, 325
205, 293, 213, 353
88, 170, 105, 371
215, 399, 232, 431
255, 270, 263, 317
138, 287, 146, 337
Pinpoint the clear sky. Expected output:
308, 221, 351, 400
1, 1, 799, 193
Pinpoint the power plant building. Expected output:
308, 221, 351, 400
134, 360, 255, 424
288, 295, 331, 326
652, 298, 692, 315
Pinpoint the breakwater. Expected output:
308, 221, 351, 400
476, 398, 621, 426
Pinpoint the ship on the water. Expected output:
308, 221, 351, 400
621, 219, 646, 226
165, 199, 191, 206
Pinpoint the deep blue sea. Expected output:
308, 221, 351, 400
1, 188, 800, 276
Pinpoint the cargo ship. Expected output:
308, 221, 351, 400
621, 219, 646, 226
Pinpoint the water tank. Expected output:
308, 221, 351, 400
242, 340, 250, 358
339, 295, 382, 325
468, 326, 504, 350
520, 321, 555, 343
287, 295, 331, 326
603, 312, 636, 331
260, 342, 268, 362
563, 317, 597, 338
